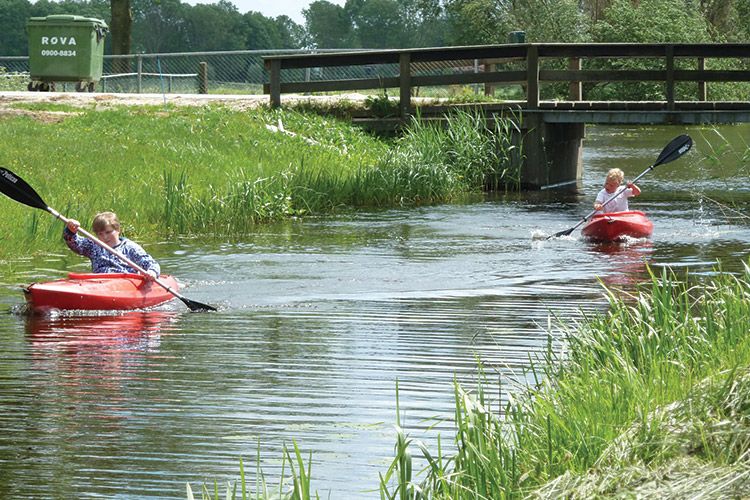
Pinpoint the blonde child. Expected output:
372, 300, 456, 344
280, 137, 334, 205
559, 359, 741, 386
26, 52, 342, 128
594, 168, 641, 214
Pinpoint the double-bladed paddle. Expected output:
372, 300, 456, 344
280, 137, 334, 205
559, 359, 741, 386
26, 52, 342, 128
548, 134, 693, 239
0, 167, 216, 312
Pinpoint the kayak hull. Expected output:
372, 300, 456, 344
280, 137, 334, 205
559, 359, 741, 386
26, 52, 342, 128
24, 273, 178, 312
581, 211, 653, 242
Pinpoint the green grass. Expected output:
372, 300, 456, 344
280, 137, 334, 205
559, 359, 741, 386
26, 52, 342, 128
378, 263, 750, 498
0, 104, 520, 255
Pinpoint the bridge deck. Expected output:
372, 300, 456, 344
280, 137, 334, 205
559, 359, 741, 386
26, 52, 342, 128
351, 100, 750, 131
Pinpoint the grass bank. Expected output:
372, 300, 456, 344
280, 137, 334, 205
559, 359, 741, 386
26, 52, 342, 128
381, 263, 750, 498
195, 263, 750, 498
0, 104, 519, 256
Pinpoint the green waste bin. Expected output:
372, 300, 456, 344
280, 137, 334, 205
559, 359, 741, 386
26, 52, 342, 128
27, 15, 108, 92
508, 31, 526, 44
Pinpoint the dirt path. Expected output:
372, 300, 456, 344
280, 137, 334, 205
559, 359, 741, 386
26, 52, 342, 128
0, 90, 373, 110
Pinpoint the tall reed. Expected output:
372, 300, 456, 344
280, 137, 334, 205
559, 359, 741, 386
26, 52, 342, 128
379, 262, 750, 498
187, 440, 318, 500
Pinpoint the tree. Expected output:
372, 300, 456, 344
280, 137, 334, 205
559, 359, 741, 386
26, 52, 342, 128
347, 0, 404, 48
303, 0, 355, 48
0, 0, 33, 56
183, 0, 245, 51
272, 15, 306, 48
242, 12, 304, 49
131, 0, 189, 53
110, 0, 132, 72
444, 0, 511, 45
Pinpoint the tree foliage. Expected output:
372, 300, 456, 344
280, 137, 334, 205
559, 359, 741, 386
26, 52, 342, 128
1, 0, 749, 61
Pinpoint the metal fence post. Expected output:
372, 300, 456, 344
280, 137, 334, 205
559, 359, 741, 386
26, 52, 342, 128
137, 54, 143, 93
199, 62, 208, 94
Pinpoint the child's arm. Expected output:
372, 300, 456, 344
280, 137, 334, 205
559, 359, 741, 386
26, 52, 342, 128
628, 182, 641, 196
63, 221, 95, 257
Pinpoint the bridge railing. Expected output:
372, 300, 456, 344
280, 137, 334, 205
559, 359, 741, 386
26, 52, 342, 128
263, 43, 750, 118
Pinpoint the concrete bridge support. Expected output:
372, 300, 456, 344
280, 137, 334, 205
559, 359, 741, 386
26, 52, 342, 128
519, 114, 584, 190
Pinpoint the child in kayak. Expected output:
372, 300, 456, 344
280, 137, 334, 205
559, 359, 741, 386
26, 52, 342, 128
63, 211, 160, 280
594, 168, 641, 214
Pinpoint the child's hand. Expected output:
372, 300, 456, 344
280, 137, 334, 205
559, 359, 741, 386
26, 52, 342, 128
66, 219, 80, 233
144, 269, 158, 281
594, 202, 603, 211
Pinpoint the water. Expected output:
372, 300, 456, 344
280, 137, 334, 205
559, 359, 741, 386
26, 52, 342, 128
0, 125, 748, 498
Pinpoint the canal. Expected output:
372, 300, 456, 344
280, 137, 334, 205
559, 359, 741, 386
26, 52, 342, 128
0, 125, 748, 498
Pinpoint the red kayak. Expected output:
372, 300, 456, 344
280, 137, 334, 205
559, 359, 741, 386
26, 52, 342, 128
581, 211, 653, 242
24, 273, 178, 312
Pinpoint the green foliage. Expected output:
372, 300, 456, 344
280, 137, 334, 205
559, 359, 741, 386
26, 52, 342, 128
364, 90, 399, 118
0, 66, 27, 91
585, 0, 723, 101
593, 0, 712, 43
188, 441, 319, 500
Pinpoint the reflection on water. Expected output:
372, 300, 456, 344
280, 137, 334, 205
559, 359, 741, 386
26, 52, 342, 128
0, 124, 748, 498
26, 310, 178, 347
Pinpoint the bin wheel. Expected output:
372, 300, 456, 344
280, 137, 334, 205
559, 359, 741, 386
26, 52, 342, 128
39, 82, 54, 92
27, 82, 39, 92
88, 82, 95, 93
75, 82, 86, 92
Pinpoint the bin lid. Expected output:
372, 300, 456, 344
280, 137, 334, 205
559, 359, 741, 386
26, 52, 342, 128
27, 15, 108, 28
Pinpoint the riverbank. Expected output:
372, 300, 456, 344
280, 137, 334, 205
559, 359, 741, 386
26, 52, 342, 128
0, 100, 518, 258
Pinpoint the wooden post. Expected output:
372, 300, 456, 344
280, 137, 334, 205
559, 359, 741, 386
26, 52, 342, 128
526, 44, 539, 109
268, 59, 281, 109
484, 59, 494, 96
698, 57, 707, 101
665, 45, 675, 110
399, 53, 412, 120
568, 57, 582, 101
198, 62, 208, 94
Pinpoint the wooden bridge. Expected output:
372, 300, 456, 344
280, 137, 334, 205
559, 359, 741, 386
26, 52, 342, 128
264, 43, 750, 189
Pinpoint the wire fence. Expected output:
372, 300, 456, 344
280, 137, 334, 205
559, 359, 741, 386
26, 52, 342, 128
0, 48, 492, 97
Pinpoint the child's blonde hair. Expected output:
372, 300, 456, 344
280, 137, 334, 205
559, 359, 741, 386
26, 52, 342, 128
92, 211, 121, 232
605, 168, 624, 184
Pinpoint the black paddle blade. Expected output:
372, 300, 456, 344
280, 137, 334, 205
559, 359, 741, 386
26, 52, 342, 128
0, 167, 49, 211
654, 134, 692, 167
179, 296, 217, 312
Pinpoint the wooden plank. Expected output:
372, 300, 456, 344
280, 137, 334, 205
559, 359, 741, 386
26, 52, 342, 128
673, 70, 750, 81
274, 77, 401, 93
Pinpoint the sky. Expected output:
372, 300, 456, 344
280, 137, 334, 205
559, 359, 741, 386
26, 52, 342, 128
187, 0, 346, 24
